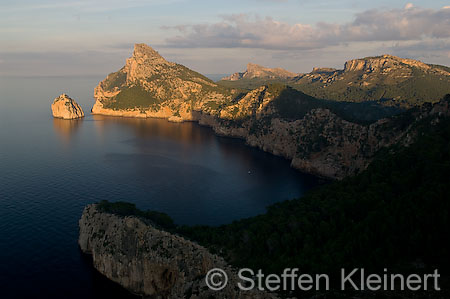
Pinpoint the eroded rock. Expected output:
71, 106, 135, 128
51, 94, 84, 119
79, 204, 278, 299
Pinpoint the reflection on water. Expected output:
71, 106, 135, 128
90, 115, 305, 185
86, 114, 320, 226
0, 76, 320, 299
92, 115, 211, 145
52, 118, 82, 144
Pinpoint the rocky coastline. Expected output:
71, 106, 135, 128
51, 93, 84, 119
79, 204, 277, 299
89, 43, 450, 180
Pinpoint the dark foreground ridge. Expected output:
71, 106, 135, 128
79, 204, 277, 299
80, 96, 450, 298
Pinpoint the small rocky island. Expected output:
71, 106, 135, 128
51, 93, 84, 119
79, 204, 277, 299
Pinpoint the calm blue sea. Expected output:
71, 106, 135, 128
0, 76, 318, 298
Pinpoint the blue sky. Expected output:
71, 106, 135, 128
1, 0, 449, 76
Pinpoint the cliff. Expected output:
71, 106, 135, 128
92, 43, 233, 122
51, 93, 84, 119
222, 55, 450, 106
222, 63, 297, 81
293, 54, 450, 105
200, 91, 450, 179
91, 43, 450, 179
79, 204, 277, 299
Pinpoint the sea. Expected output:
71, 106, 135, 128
0, 76, 319, 298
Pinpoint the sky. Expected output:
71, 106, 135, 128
1, 0, 450, 77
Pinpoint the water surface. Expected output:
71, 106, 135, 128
0, 76, 318, 298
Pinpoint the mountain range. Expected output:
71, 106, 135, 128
91, 43, 450, 179
83, 43, 450, 298
220, 54, 450, 107
222, 63, 298, 81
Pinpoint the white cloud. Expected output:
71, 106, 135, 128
164, 5, 450, 51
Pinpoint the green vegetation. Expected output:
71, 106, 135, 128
97, 200, 175, 229
429, 64, 450, 73
104, 85, 160, 110
268, 83, 323, 119
97, 98, 450, 295
179, 113, 450, 281
103, 69, 127, 90
292, 68, 450, 107
102, 63, 235, 110
266, 83, 402, 124
219, 63, 450, 108
217, 78, 290, 90
204, 101, 222, 110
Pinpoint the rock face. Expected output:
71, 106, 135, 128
343, 54, 433, 73
221, 55, 450, 106
92, 43, 231, 121
91, 43, 450, 179
222, 63, 297, 81
79, 204, 277, 299
51, 94, 84, 119
203, 92, 449, 179
292, 54, 450, 105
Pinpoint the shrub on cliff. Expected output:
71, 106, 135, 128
97, 200, 175, 229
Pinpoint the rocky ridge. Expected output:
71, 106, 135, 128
222, 63, 297, 81
293, 54, 450, 104
210, 92, 450, 179
51, 93, 84, 119
79, 204, 277, 299
91, 43, 450, 179
93, 43, 232, 122
223, 54, 450, 105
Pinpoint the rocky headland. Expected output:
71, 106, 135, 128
79, 204, 277, 299
51, 93, 84, 119
90, 43, 450, 179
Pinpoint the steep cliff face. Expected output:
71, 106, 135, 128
93, 43, 233, 122
293, 54, 450, 105
222, 63, 297, 81
343, 54, 434, 73
51, 93, 84, 119
204, 94, 450, 179
79, 204, 277, 299
91, 43, 450, 179
210, 110, 401, 180
220, 55, 450, 106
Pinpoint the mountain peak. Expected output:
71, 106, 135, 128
132, 43, 165, 60
246, 63, 264, 70
223, 63, 297, 81
343, 54, 434, 73
121, 43, 174, 81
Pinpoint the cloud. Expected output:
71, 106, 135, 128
163, 5, 450, 51
404, 3, 414, 10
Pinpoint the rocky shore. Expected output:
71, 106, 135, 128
51, 93, 84, 119
90, 43, 450, 179
79, 204, 277, 299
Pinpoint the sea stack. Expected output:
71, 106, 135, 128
51, 93, 84, 119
